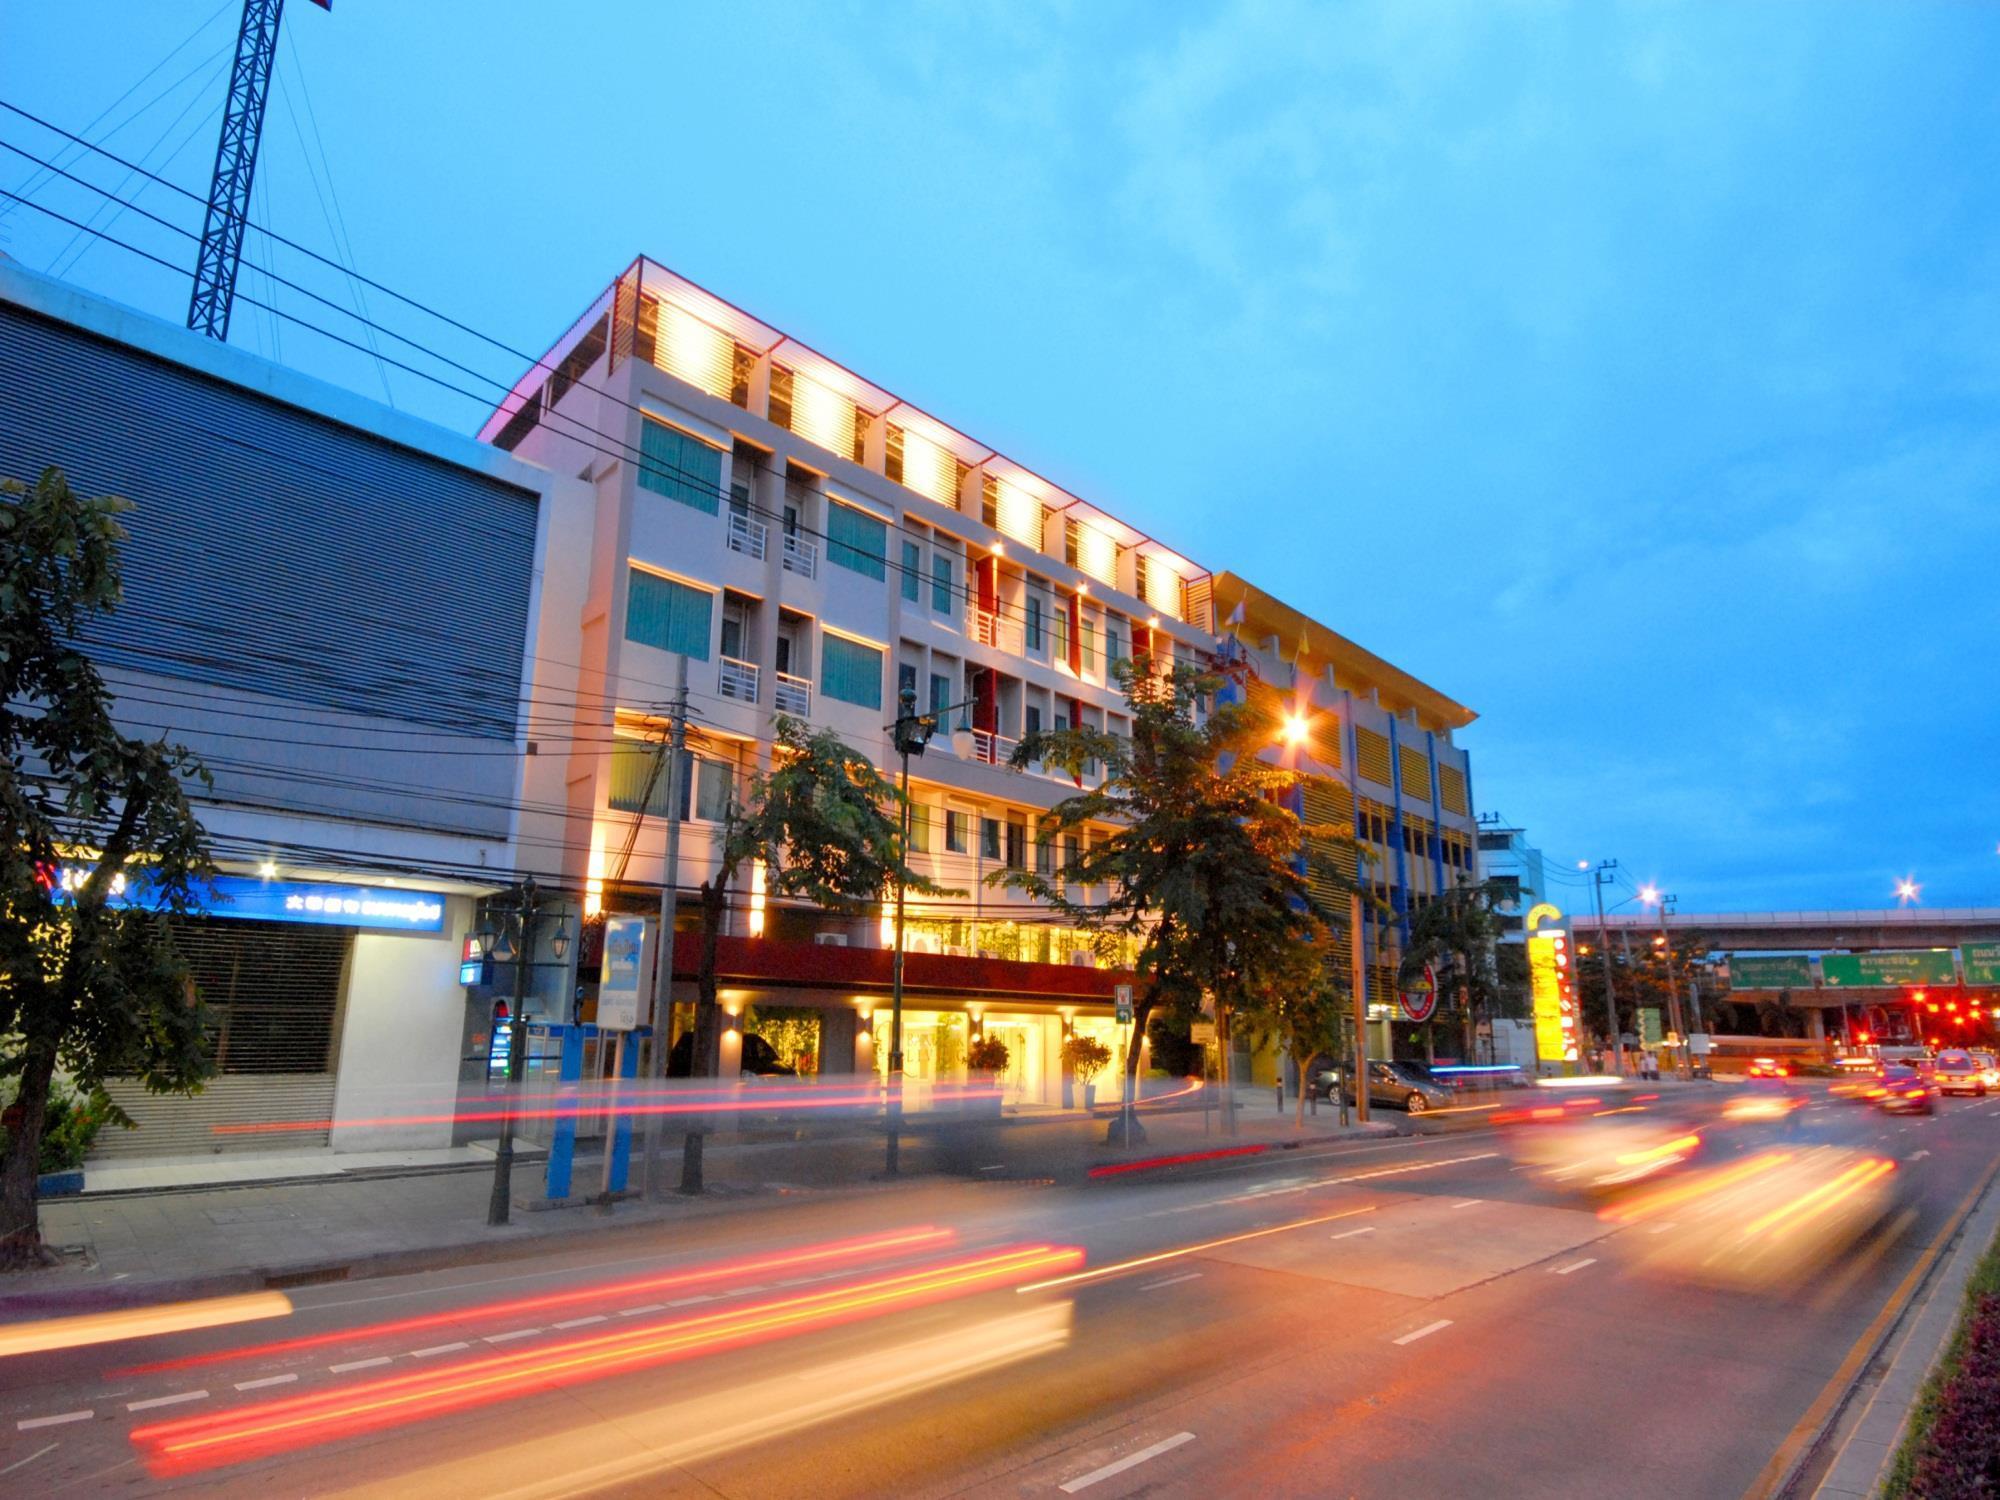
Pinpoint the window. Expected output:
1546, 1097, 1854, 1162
945, 809, 967, 854
1026, 593, 1044, 651
929, 672, 951, 718
828, 501, 887, 580
626, 569, 712, 659
885, 423, 905, 485
1025, 704, 1042, 737
608, 745, 730, 822
1062, 835, 1081, 885
898, 662, 918, 701
1035, 836, 1054, 877
1005, 818, 1026, 870
821, 633, 884, 709
1052, 602, 1069, 663
981, 818, 1002, 861
1106, 618, 1124, 669
1082, 618, 1097, 672
907, 801, 930, 853
719, 609, 744, 661
638, 418, 721, 514
932, 551, 954, 613
683, 754, 732, 823
900, 540, 921, 601
768, 367, 795, 430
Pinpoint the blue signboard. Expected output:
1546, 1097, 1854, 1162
61, 868, 448, 933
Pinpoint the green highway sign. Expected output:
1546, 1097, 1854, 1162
1964, 943, 2000, 986
1819, 950, 1958, 988
1727, 955, 1814, 990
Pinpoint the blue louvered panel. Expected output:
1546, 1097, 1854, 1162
0, 304, 537, 739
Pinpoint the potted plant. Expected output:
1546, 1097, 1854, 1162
1062, 1035, 1113, 1112
967, 1034, 1010, 1115
1, 1083, 108, 1199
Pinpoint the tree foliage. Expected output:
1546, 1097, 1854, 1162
676, 716, 955, 1188
0, 468, 214, 1265
1398, 876, 1505, 1060
992, 659, 1339, 1139
1239, 927, 1347, 1127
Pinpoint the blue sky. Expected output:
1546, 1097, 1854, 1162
4, 1, 1996, 913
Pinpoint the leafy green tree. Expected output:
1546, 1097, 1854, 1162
1239, 928, 1347, 1128
993, 660, 1329, 1141
675, 716, 955, 1191
1399, 876, 1504, 1061
0, 469, 214, 1266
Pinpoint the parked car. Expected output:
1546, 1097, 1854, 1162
1932, 1049, 1987, 1097
666, 1029, 797, 1079
1746, 1056, 1790, 1079
1873, 1064, 1936, 1116
1331, 1059, 1456, 1115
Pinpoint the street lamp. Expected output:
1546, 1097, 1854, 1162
1896, 875, 1920, 905
882, 685, 973, 1175
483, 875, 569, 1226
1281, 711, 1310, 748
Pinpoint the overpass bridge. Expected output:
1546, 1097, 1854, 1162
1577, 908, 2000, 953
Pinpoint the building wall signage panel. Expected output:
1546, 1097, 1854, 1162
62, 868, 448, 933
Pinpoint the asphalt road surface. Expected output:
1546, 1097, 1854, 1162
2, 1079, 1992, 1499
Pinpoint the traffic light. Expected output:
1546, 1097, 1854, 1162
1856, 1031, 1871, 1044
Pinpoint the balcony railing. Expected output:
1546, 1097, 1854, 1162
782, 532, 818, 579
725, 510, 768, 560
970, 728, 1019, 766
774, 671, 813, 717
718, 655, 760, 704
971, 609, 1023, 655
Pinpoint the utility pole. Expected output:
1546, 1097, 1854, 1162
642, 656, 689, 1200
1588, 860, 1623, 1074
487, 876, 542, 1227
1350, 859, 1370, 1124
1655, 894, 1689, 1078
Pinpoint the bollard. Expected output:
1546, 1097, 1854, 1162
1276, 1080, 1284, 1114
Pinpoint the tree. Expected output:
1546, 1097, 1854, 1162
993, 659, 1330, 1142
0, 469, 214, 1266
1398, 876, 1503, 1062
1239, 928, 1347, 1128
675, 715, 955, 1192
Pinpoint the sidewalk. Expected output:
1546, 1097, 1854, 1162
5, 1087, 1395, 1315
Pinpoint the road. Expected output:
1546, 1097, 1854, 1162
2, 1079, 1993, 1498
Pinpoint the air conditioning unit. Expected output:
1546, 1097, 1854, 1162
814, 933, 849, 947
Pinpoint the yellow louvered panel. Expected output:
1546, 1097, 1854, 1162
1356, 728, 1392, 787
1400, 745, 1432, 804
1438, 764, 1468, 817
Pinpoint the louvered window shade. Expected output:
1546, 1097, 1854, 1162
1438, 765, 1469, 816
626, 569, 713, 659
822, 634, 884, 709
1400, 745, 1432, 803
1356, 728, 1393, 786
638, 418, 721, 514
828, 501, 888, 580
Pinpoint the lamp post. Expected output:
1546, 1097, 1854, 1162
485, 877, 572, 1226
1583, 860, 1624, 1074
1639, 886, 1689, 1078
882, 685, 973, 1176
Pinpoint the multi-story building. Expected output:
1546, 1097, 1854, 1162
484, 258, 1216, 1106
1475, 818, 1548, 941
1213, 575, 1480, 1073
0, 262, 592, 1159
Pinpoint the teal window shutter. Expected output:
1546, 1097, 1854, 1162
821, 634, 884, 709
638, 418, 721, 514
931, 553, 953, 613
626, 569, 713, 659
900, 540, 921, 600
828, 501, 887, 580
609, 741, 671, 815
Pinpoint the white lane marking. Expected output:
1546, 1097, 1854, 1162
1394, 1319, 1453, 1346
1139, 1271, 1204, 1290
330, 1356, 393, 1373
1334, 1151, 1500, 1185
1908, 1150, 1932, 1161
552, 1316, 606, 1330
1552, 1258, 1598, 1276
1059, 1431, 1198, 1493
127, 1390, 208, 1412
483, 1328, 541, 1344
1648, 1223, 1677, 1235
1330, 1226, 1377, 1240
1451, 1199, 1481, 1208
411, 1341, 472, 1357
16, 1410, 91, 1431
235, 1374, 298, 1391
0, 1441, 60, 1474
667, 1294, 716, 1307
618, 1303, 668, 1317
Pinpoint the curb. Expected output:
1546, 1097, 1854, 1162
1747, 1153, 2000, 1499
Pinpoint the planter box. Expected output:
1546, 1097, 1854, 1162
37, 1169, 83, 1198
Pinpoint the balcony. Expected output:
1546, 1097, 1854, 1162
725, 510, 768, 561
782, 532, 818, 579
971, 609, 1023, 655
718, 655, 760, 704
970, 728, 1019, 766
775, 671, 813, 717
